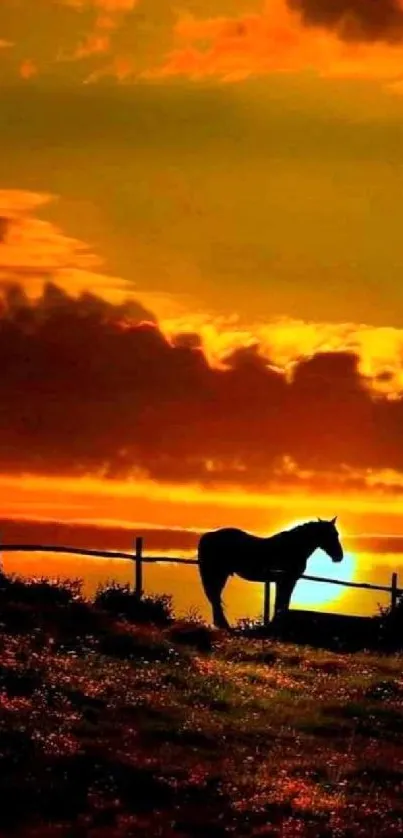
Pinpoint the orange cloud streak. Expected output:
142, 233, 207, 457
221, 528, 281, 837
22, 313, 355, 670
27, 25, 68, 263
61, 0, 138, 12
0, 189, 134, 302
0, 471, 403, 537
56, 0, 139, 68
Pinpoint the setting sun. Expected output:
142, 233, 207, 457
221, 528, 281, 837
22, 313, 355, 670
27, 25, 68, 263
293, 550, 357, 610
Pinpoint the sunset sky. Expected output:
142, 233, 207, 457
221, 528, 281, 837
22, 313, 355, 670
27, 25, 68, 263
2, 0, 403, 615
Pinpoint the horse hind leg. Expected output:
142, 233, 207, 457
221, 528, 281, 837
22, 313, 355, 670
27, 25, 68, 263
274, 576, 296, 624
212, 588, 230, 630
198, 553, 231, 630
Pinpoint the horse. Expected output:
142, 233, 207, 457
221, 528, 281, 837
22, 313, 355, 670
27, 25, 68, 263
198, 517, 343, 629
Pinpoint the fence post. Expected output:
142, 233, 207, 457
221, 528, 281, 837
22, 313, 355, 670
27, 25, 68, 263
263, 581, 271, 627
134, 536, 143, 597
391, 572, 398, 612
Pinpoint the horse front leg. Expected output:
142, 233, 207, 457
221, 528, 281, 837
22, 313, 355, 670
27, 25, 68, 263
212, 599, 231, 631
273, 575, 297, 625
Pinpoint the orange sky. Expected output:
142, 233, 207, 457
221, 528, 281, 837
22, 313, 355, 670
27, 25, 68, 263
1, 1, 403, 614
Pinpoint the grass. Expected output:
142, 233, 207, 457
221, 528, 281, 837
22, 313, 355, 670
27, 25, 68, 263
0, 575, 403, 836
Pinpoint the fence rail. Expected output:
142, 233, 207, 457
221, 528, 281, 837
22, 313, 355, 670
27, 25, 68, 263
0, 537, 401, 624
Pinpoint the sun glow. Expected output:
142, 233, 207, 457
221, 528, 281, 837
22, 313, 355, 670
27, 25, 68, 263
293, 550, 357, 610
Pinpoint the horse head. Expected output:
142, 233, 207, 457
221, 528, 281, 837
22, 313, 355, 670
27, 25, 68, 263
316, 516, 343, 563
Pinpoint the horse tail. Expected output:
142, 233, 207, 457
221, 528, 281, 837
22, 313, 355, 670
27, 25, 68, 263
198, 533, 230, 629
198, 534, 217, 606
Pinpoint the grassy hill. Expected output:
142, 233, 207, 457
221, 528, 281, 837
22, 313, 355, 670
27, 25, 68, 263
0, 575, 402, 837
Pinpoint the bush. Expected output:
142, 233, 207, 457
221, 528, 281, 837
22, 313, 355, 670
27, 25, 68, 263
0, 574, 82, 607
95, 583, 173, 625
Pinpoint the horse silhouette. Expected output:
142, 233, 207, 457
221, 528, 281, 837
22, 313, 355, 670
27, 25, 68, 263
198, 517, 343, 629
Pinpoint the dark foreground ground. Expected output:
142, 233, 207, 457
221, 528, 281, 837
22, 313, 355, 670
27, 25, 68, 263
0, 576, 402, 837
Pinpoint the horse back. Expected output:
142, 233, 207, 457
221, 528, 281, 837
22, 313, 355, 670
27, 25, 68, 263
198, 527, 261, 557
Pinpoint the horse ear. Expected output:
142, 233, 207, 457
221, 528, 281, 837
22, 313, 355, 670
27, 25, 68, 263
317, 517, 323, 522
330, 516, 338, 525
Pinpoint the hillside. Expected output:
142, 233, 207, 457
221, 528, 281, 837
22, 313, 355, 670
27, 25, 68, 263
0, 576, 402, 837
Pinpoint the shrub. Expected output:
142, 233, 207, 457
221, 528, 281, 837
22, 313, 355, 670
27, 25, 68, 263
95, 582, 173, 625
0, 574, 82, 607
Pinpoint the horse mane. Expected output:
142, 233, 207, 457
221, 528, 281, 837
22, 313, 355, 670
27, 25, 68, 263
275, 520, 318, 538
265, 520, 323, 547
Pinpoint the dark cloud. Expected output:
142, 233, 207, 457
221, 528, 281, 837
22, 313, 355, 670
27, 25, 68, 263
0, 517, 200, 555
1, 281, 403, 487
288, 0, 403, 42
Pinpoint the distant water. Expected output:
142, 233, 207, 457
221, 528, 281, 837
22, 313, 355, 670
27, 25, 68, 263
2, 549, 399, 623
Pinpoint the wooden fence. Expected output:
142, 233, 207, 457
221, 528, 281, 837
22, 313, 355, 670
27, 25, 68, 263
0, 536, 401, 624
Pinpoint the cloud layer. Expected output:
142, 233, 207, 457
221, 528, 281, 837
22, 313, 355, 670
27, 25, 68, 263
2, 278, 403, 493
0, 187, 402, 495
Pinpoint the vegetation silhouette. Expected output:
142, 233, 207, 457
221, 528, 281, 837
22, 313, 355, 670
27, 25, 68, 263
198, 517, 343, 629
95, 582, 173, 626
